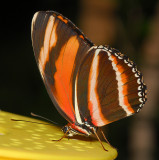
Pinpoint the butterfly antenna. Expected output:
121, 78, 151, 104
92, 128, 108, 151
11, 118, 55, 126
31, 112, 59, 125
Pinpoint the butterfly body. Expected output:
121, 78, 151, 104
31, 11, 147, 142
62, 122, 96, 137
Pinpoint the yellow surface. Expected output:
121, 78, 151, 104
0, 111, 117, 160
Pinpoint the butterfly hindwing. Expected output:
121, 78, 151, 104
76, 46, 147, 126
31, 11, 93, 123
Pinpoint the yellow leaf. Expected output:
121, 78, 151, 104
0, 111, 117, 160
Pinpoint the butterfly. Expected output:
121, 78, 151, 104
31, 11, 147, 151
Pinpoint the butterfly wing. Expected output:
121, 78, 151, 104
31, 11, 93, 123
76, 46, 147, 126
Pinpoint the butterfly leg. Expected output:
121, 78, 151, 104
92, 128, 108, 151
52, 134, 66, 142
100, 128, 115, 149
100, 128, 111, 146
52, 126, 71, 142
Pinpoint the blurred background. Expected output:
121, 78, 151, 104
1, 0, 159, 159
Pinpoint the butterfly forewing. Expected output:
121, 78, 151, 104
76, 46, 147, 127
31, 11, 93, 123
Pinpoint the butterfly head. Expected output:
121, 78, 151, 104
62, 123, 96, 137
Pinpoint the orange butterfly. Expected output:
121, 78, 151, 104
31, 11, 147, 151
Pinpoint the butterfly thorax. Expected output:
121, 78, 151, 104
62, 123, 97, 137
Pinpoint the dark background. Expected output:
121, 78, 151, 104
1, 0, 159, 159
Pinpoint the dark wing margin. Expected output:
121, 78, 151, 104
76, 45, 147, 126
31, 11, 94, 124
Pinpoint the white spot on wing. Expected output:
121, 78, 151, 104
138, 92, 142, 97
138, 85, 142, 90
137, 108, 140, 112
139, 98, 143, 102
137, 78, 141, 84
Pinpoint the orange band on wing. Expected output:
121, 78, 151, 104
57, 15, 68, 24
54, 36, 80, 121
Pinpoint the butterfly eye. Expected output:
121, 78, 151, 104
61, 126, 69, 134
